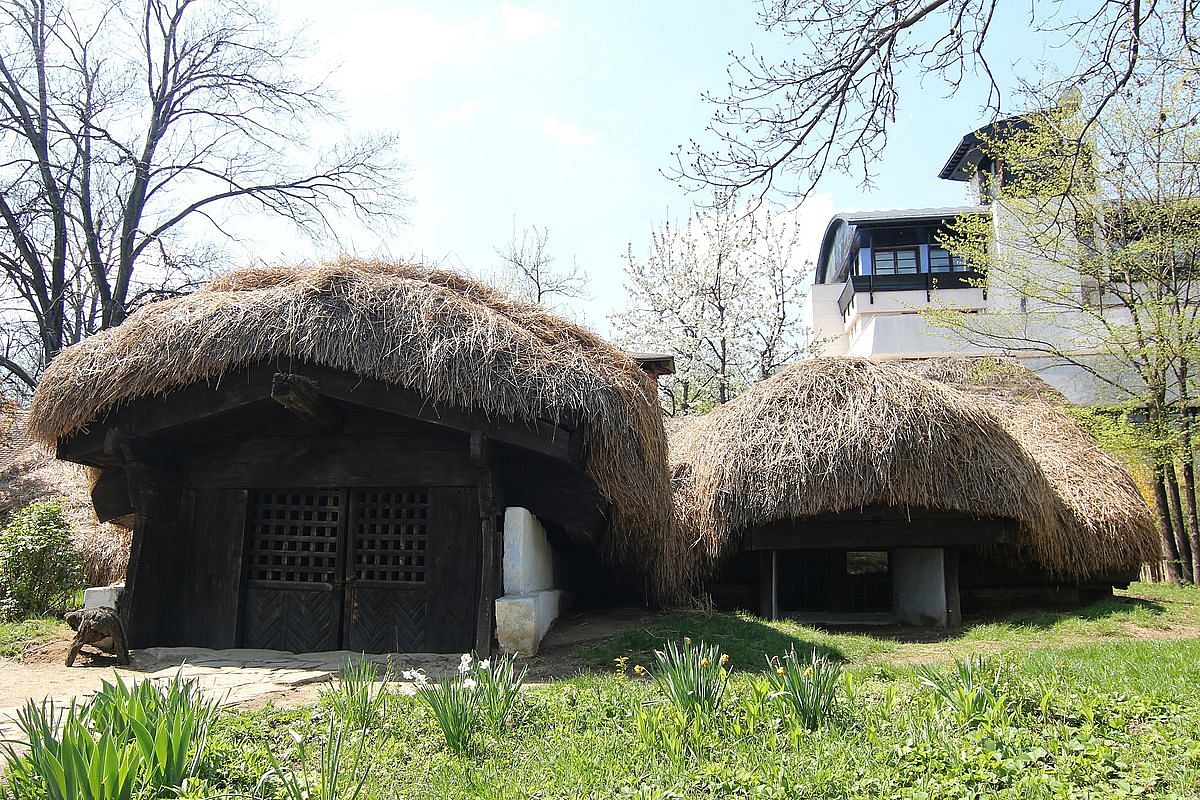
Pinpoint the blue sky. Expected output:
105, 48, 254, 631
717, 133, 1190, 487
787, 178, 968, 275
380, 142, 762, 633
232, 1, 1065, 331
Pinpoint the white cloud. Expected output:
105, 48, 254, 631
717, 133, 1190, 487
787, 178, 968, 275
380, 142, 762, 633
499, 3, 560, 40
540, 116, 601, 147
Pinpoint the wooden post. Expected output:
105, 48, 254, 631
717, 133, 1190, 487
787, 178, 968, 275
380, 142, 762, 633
771, 551, 780, 621
944, 547, 962, 627
760, 551, 780, 620
759, 551, 772, 619
471, 433, 500, 655
121, 458, 183, 648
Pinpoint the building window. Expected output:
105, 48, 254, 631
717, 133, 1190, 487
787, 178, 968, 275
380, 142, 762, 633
928, 246, 968, 273
873, 248, 919, 275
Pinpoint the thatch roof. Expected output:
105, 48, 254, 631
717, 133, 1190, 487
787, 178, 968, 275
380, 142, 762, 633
671, 357, 1158, 582
28, 259, 678, 594
901, 356, 1159, 575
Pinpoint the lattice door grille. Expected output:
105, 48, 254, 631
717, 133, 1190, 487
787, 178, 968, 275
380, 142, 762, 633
352, 490, 430, 583
246, 491, 341, 583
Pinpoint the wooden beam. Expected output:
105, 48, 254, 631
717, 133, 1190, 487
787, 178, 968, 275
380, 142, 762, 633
746, 517, 1014, 551
90, 469, 133, 523
56, 362, 578, 467
308, 367, 575, 464
182, 433, 477, 489
271, 373, 342, 433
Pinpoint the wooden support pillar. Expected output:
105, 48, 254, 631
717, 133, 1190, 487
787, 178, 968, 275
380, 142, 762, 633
471, 432, 502, 655
772, 552, 780, 621
759, 551, 779, 621
944, 547, 962, 627
121, 458, 183, 648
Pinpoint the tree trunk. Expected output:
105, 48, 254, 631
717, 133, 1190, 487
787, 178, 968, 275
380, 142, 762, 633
1155, 467, 1184, 583
1166, 465, 1194, 583
1179, 454, 1200, 582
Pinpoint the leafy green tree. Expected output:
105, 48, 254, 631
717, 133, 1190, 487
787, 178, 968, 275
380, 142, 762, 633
0, 499, 83, 619
930, 73, 1200, 581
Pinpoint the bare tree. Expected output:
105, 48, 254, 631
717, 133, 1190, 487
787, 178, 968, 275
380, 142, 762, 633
493, 223, 589, 309
0, 0, 407, 393
612, 197, 812, 415
673, 0, 1191, 201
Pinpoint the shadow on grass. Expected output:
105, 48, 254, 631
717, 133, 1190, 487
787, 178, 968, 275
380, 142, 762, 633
574, 612, 852, 673
804, 595, 1169, 647
556, 593, 1173, 676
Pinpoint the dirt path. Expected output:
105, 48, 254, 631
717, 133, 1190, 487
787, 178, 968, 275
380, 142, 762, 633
0, 637, 457, 744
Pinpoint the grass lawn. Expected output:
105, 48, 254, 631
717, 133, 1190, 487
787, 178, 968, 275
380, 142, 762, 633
0, 615, 66, 660
579, 581, 1200, 672
6, 584, 1200, 798
186, 583, 1200, 799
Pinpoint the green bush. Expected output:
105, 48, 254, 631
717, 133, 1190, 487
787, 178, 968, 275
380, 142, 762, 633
0, 500, 84, 620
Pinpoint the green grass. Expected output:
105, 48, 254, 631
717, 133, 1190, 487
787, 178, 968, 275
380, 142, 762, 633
10, 585, 1200, 798
0, 616, 66, 659
578, 582, 1200, 674
171, 585, 1200, 799
578, 611, 898, 671
192, 638, 1200, 799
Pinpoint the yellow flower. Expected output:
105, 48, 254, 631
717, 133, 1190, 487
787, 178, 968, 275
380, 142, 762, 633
683, 637, 692, 645
633, 665, 646, 676
804, 666, 814, 678
720, 654, 730, 666
700, 658, 710, 667
776, 667, 786, 676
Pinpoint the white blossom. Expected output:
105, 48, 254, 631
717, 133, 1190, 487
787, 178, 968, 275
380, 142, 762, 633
458, 653, 473, 674
463, 677, 478, 691
478, 659, 491, 670
401, 668, 429, 687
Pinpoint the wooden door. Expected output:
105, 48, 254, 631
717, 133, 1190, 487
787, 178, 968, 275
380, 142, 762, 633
343, 487, 479, 653
241, 490, 344, 652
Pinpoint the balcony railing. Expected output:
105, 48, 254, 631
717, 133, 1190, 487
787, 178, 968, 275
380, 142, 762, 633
837, 270, 986, 315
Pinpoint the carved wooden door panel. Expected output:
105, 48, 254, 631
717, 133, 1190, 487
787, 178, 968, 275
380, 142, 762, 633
344, 487, 478, 653
241, 490, 344, 652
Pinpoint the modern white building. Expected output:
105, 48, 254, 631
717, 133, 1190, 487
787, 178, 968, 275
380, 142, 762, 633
808, 123, 1117, 404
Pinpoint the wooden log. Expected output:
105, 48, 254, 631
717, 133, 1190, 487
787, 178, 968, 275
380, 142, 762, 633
271, 373, 342, 433
89, 468, 132, 523
746, 517, 1014, 550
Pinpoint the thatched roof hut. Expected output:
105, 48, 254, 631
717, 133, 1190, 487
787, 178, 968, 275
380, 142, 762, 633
29, 260, 678, 651
900, 356, 1159, 577
671, 357, 1158, 598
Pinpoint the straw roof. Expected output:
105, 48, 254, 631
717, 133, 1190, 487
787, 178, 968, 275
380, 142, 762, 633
28, 259, 678, 593
902, 356, 1159, 575
671, 357, 1158, 582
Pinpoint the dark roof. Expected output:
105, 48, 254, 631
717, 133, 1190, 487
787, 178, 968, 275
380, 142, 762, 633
814, 206, 990, 284
939, 114, 1033, 181
833, 206, 990, 225
631, 353, 676, 376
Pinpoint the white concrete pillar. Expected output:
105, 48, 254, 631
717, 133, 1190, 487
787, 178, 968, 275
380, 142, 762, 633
892, 548, 948, 626
495, 507, 567, 656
